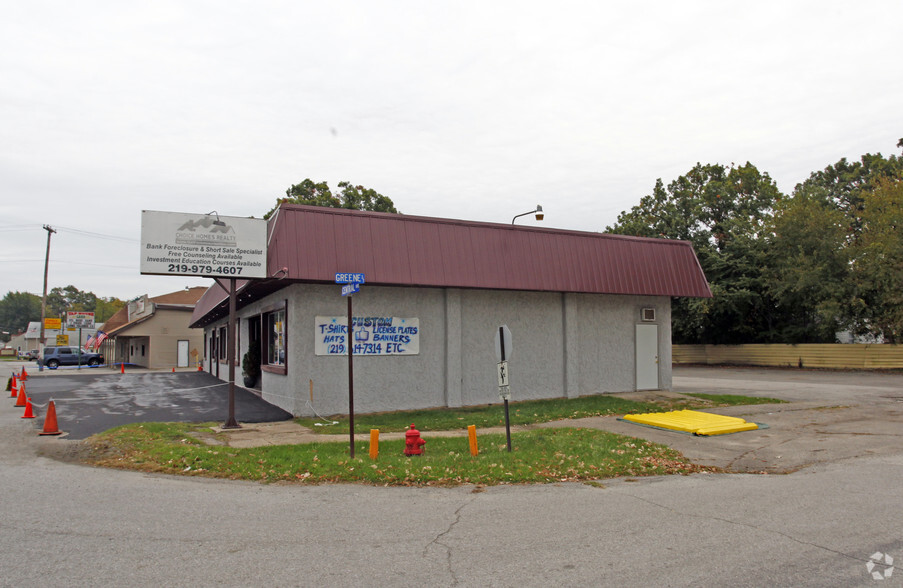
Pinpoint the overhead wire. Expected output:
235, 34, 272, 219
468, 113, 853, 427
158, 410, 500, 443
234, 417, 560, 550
54, 225, 139, 243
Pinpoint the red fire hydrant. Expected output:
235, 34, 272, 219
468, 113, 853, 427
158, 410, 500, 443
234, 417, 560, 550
404, 423, 426, 456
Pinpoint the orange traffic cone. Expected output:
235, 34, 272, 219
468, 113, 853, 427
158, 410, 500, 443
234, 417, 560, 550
21, 398, 35, 419
120, 363, 125, 374
10, 374, 17, 398
172, 367, 175, 373
20, 367, 27, 381
14, 385, 26, 407
39, 400, 62, 435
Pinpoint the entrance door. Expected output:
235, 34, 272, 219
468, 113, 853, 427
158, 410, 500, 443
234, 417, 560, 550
177, 340, 189, 367
635, 324, 659, 390
209, 331, 216, 375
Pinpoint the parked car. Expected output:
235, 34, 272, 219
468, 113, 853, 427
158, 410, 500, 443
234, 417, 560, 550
18, 350, 39, 361
38, 346, 103, 369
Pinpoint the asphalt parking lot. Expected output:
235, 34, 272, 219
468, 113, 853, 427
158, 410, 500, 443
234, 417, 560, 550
8, 368, 291, 439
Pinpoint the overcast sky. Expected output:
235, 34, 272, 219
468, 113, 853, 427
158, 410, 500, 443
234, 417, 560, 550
1, 1, 901, 302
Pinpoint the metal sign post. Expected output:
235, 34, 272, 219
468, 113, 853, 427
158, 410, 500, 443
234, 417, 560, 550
215, 277, 240, 430
347, 293, 354, 458
139, 210, 268, 430
337, 272, 365, 457
497, 325, 512, 452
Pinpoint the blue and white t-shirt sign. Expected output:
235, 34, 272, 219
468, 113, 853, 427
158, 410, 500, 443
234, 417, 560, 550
315, 316, 420, 356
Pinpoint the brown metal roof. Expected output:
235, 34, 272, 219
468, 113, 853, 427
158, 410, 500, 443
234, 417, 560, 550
191, 204, 710, 327
151, 286, 208, 306
270, 204, 711, 295
101, 287, 208, 334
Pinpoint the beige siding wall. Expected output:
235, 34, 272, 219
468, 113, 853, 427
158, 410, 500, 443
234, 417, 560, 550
673, 344, 903, 369
120, 309, 204, 369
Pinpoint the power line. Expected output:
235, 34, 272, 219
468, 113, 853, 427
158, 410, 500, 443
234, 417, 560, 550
0, 259, 136, 270
55, 226, 138, 243
0, 224, 138, 242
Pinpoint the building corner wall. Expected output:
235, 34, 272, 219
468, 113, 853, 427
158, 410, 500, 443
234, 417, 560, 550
658, 299, 673, 390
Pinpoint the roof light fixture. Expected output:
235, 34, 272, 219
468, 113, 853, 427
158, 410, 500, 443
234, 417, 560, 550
206, 210, 226, 226
512, 205, 543, 224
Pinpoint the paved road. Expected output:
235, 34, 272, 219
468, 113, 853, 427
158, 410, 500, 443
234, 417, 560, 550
0, 366, 901, 586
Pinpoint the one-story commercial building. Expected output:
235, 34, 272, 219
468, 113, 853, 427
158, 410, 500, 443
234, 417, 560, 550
99, 287, 207, 369
189, 204, 711, 417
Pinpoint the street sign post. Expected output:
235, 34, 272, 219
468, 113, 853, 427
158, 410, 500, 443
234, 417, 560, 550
336, 272, 365, 457
496, 325, 513, 452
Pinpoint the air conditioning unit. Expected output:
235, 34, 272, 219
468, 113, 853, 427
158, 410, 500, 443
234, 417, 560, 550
641, 308, 656, 322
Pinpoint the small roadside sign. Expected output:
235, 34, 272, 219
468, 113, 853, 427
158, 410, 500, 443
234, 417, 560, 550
341, 283, 360, 297
335, 273, 365, 284
497, 361, 509, 387
67, 311, 95, 329
494, 325, 513, 361
499, 387, 510, 401
45, 318, 62, 330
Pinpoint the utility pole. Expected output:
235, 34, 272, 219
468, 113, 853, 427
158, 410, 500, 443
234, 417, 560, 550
39, 225, 56, 364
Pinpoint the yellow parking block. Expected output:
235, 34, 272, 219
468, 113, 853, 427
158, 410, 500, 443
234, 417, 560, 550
694, 422, 759, 436
622, 410, 758, 436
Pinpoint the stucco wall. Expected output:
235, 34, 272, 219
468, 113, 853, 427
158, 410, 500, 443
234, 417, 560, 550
116, 309, 204, 369
574, 294, 671, 393
458, 289, 565, 406
206, 284, 672, 417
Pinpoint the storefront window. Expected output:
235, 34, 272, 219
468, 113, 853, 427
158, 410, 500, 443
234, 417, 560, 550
266, 309, 285, 366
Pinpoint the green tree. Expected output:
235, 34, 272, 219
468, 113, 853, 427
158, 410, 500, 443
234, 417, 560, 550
336, 181, 399, 213
849, 177, 903, 342
0, 291, 42, 340
265, 179, 399, 219
765, 185, 851, 342
608, 162, 783, 344
776, 139, 903, 341
794, 139, 903, 241
94, 297, 126, 324
46, 285, 98, 319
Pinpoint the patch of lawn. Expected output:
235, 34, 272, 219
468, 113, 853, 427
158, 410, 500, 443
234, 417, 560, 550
684, 393, 786, 406
297, 392, 785, 434
298, 396, 662, 434
84, 422, 719, 485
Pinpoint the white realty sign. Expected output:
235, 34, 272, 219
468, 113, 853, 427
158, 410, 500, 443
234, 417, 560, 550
315, 316, 420, 356
140, 210, 268, 278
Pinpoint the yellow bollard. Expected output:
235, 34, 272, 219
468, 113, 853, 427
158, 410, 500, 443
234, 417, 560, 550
468, 425, 478, 456
369, 429, 379, 459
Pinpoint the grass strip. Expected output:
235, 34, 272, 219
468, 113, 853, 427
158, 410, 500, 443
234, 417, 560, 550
684, 393, 787, 405
297, 393, 784, 433
84, 422, 720, 486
